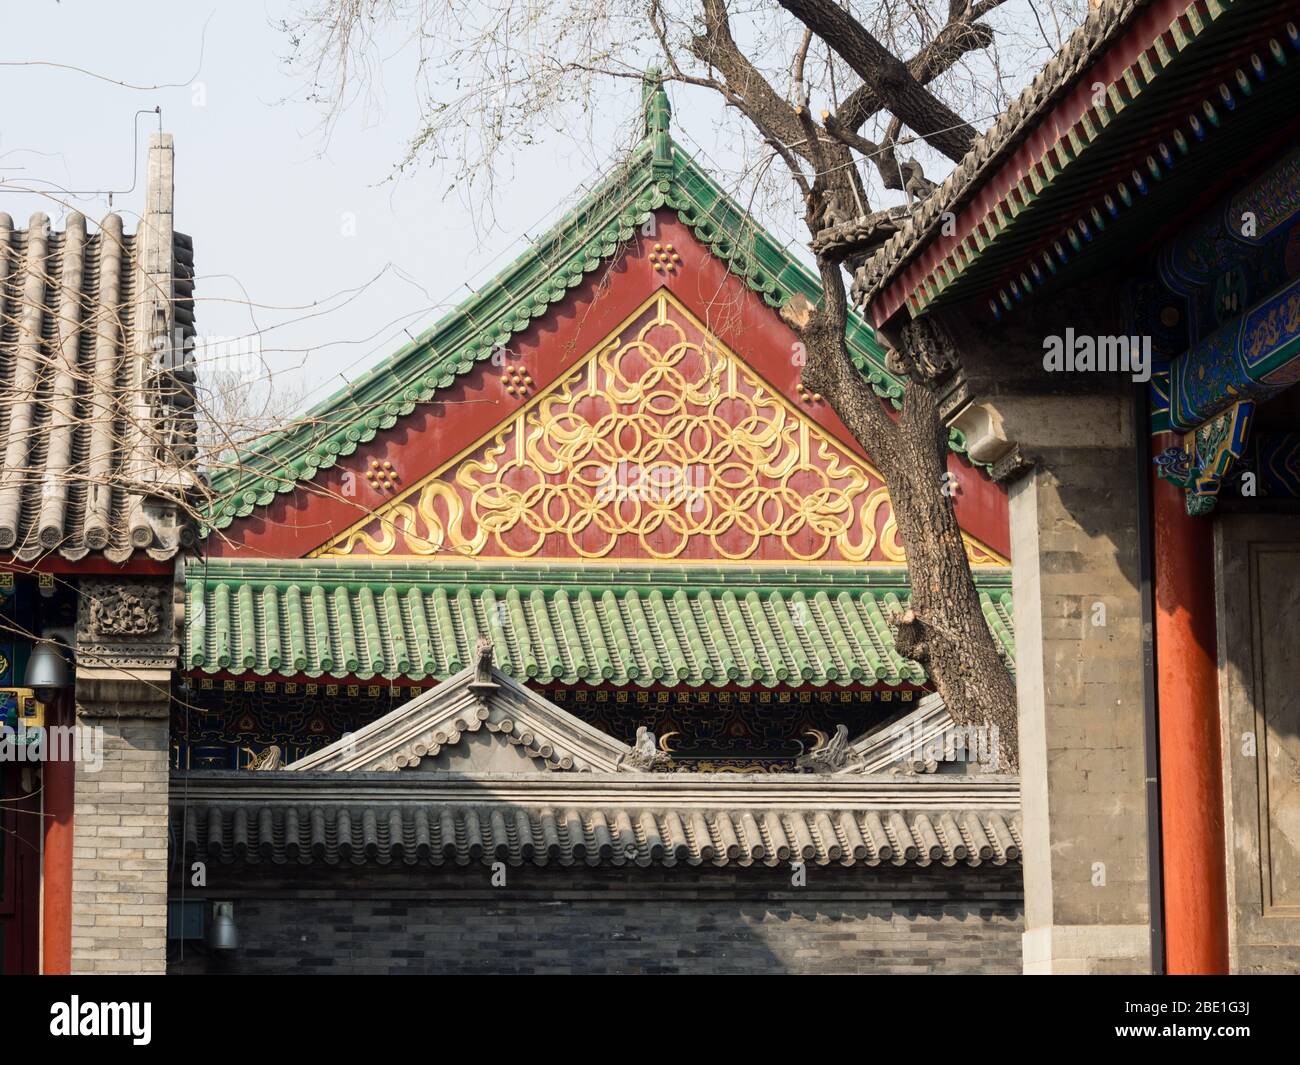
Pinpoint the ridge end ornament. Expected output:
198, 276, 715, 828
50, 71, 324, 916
468, 635, 500, 706
797, 724, 863, 774
244, 744, 283, 771
618, 725, 672, 772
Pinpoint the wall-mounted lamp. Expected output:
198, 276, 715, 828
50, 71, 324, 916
24, 639, 71, 705
208, 901, 238, 954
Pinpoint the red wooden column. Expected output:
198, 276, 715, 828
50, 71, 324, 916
41, 692, 74, 974
1151, 437, 1229, 973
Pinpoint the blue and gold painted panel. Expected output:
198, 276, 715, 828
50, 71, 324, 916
1143, 141, 1300, 435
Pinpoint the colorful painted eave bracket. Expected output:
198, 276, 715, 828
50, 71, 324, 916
1154, 398, 1255, 514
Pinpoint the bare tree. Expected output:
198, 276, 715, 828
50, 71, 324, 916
194, 352, 310, 469
279, 0, 1088, 768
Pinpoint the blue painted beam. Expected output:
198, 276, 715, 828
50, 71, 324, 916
1158, 273, 1300, 432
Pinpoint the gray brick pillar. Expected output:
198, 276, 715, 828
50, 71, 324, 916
72, 579, 178, 975
1008, 400, 1152, 973
72, 686, 171, 974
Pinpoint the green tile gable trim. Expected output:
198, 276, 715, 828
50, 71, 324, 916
183, 560, 1014, 689
204, 92, 980, 533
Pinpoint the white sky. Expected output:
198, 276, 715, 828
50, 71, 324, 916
1, 0, 1080, 417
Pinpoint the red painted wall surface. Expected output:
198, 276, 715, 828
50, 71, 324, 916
211, 211, 1009, 563
41, 694, 74, 974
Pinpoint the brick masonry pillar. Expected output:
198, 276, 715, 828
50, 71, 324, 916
72, 693, 171, 974
71, 577, 179, 975
1008, 408, 1153, 973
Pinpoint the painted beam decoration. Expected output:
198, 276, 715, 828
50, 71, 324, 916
1161, 278, 1300, 434
1154, 400, 1255, 515
1156, 145, 1300, 351
1146, 151, 1300, 514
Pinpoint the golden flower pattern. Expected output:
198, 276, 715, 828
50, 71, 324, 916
319, 294, 1001, 566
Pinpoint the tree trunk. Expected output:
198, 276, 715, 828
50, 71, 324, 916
886, 378, 1019, 771
790, 261, 1019, 772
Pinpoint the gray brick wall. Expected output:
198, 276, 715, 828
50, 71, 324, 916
72, 717, 170, 974
943, 292, 1153, 974
169, 863, 1023, 974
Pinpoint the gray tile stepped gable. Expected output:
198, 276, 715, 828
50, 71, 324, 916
174, 666, 1020, 871
286, 663, 994, 777
286, 661, 636, 773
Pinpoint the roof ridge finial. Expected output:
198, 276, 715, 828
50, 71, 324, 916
642, 68, 673, 175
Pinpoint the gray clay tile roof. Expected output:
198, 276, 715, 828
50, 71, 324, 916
174, 772, 1022, 869
854, 0, 1154, 306
0, 134, 197, 562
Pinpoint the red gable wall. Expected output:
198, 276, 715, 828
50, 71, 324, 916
209, 211, 1008, 561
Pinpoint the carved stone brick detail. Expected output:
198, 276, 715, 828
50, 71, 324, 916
88, 585, 162, 636
76, 577, 178, 675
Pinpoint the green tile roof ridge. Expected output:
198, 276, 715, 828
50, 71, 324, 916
204, 131, 981, 533
183, 560, 1015, 687
188, 558, 1012, 592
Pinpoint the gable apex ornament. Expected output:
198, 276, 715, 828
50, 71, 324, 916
469, 634, 500, 706
287, 663, 638, 774
642, 70, 673, 176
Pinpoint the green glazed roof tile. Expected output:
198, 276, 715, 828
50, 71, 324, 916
184, 560, 1014, 689
204, 109, 994, 534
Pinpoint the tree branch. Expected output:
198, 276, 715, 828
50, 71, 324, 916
779, 0, 980, 160
689, 0, 863, 225
690, 0, 810, 162
833, 8, 998, 139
